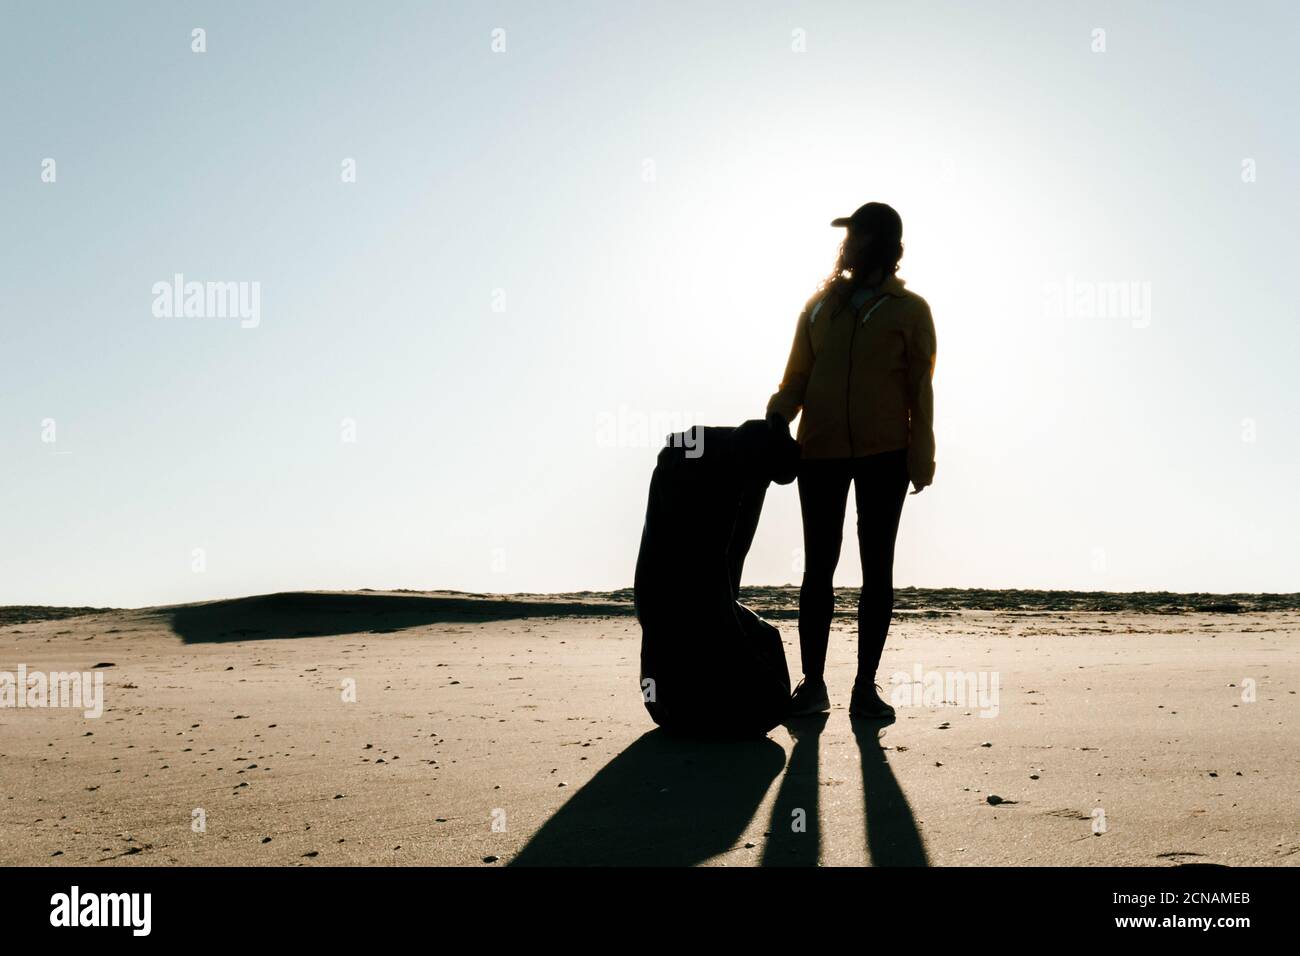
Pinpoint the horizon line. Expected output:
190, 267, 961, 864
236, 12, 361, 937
5, 583, 1299, 615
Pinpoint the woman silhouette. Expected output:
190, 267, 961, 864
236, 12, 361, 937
766, 202, 936, 718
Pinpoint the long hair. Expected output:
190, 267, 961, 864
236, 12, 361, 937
818, 234, 904, 294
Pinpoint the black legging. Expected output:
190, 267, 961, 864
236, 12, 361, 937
797, 449, 909, 684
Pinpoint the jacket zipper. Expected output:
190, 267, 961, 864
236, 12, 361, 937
844, 293, 891, 457
844, 312, 860, 457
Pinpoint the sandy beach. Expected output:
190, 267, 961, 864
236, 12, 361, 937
2, 590, 1297, 867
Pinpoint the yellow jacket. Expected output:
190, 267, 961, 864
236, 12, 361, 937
767, 275, 936, 486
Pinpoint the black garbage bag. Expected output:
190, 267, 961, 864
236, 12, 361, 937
634, 418, 800, 737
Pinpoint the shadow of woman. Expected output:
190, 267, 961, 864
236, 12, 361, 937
510, 729, 785, 866
761, 714, 827, 866
853, 716, 930, 866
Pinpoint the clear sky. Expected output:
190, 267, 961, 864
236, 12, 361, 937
3, 1, 1297, 607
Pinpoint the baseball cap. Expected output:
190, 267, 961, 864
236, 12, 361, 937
830, 202, 902, 240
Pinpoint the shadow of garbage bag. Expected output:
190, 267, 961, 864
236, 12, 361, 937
510, 729, 785, 866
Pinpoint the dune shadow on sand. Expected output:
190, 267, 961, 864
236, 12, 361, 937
165, 591, 634, 643
510, 729, 785, 866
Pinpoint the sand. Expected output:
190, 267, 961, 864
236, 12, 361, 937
1, 590, 1297, 866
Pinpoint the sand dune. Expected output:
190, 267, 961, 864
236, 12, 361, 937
1, 590, 1297, 866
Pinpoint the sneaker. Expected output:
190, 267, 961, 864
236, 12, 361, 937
849, 681, 895, 719
789, 677, 831, 717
